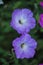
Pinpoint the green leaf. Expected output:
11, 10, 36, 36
1, 22, 12, 32
0, 35, 5, 41
0, 58, 9, 65
35, 13, 39, 21
37, 39, 43, 50
40, 28, 43, 32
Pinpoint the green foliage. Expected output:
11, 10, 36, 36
0, 0, 43, 65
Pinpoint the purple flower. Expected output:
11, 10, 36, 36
40, 1, 43, 7
39, 14, 43, 28
10, 9, 36, 34
12, 33, 37, 59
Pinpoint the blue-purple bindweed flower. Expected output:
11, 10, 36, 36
12, 33, 37, 59
10, 9, 36, 34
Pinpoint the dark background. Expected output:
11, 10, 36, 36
0, 0, 43, 65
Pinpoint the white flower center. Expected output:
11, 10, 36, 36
19, 20, 23, 24
21, 43, 27, 51
19, 17, 26, 25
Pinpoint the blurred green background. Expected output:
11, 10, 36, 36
0, 0, 43, 65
